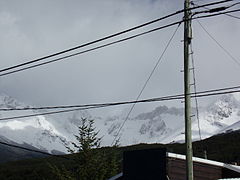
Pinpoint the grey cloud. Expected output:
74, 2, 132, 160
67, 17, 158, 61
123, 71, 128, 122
0, 0, 239, 116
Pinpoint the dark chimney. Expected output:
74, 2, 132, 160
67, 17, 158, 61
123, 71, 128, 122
123, 148, 167, 180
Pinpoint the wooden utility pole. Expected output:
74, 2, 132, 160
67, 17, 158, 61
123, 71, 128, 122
184, 0, 193, 179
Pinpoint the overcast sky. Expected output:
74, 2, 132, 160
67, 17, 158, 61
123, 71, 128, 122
0, 0, 240, 116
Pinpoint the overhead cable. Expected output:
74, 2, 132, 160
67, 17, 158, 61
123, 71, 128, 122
190, 43, 202, 141
1, 8, 240, 77
192, 1, 240, 19
196, 19, 240, 67
0, 106, 107, 121
0, 141, 70, 160
195, 1, 240, 14
1, 87, 240, 121
1, 89, 240, 158
111, 23, 181, 145
194, 7, 240, 20
1, 85, 240, 112
0, 20, 184, 77
0, 0, 235, 76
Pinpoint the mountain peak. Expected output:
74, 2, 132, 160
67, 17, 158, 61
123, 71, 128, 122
0, 93, 240, 152
0, 94, 27, 109
206, 94, 239, 121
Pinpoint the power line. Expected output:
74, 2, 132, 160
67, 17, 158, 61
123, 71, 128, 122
0, 0, 235, 76
0, 106, 107, 121
0, 141, 70, 160
1, 86, 240, 121
196, 1, 240, 15
192, 0, 207, 2
0, 11, 182, 73
3, 81, 238, 160
196, 19, 240, 67
225, 13, 240, 19
192, 1, 240, 20
0, 99, 162, 111
1, 84, 240, 112
228, 1, 240, 8
0, 88, 240, 161
1, 8, 240, 78
111, 23, 181, 145
0, 20, 184, 77
195, 8, 240, 20
190, 43, 202, 141
0, 0, 237, 161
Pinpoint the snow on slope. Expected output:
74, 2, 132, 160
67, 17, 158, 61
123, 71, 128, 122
97, 94, 240, 145
163, 94, 240, 143
0, 116, 68, 153
0, 94, 71, 153
0, 93, 240, 153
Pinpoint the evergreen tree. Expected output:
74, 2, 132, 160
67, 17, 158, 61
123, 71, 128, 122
51, 117, 119, 180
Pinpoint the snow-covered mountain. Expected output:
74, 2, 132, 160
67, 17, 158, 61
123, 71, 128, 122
0, 93, 240, 154
162, 94, 240, 143
0, 94, 72, 153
